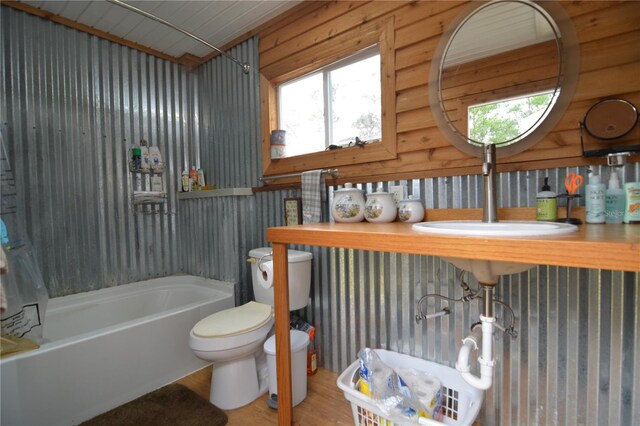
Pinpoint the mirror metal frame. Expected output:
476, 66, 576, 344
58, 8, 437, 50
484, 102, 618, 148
429, 0, 580, 158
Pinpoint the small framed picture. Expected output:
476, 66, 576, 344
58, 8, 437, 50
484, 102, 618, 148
283, 197, 302, 226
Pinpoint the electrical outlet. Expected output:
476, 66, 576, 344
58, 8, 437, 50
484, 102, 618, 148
390, 185, 406, 207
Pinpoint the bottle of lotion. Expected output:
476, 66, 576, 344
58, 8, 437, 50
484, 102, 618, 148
605, 170, 625, 224
139, 140, 150, 173
585, 172, 606, 224
181, 170, 190, 192
624, 182, 640, 223
536, 177, 557, 221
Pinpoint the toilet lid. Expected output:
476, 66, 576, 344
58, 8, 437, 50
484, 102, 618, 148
192, 301, 272, 338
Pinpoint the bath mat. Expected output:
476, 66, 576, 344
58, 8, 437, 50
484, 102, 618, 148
81, 383, 227, 426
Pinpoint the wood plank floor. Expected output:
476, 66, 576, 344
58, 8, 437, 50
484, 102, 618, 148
176, 366, 355, 425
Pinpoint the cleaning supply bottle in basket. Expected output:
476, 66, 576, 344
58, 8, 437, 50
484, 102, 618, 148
357, 348, 432, 422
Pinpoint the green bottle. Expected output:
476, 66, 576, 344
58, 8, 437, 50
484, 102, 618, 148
536, 177, 557, 221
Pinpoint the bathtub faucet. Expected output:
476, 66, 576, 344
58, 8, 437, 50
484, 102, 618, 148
482, 143, 498, 223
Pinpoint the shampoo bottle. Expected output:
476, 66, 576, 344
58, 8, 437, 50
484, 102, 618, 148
139, 140, 150, 173
189, 166, 199, 191
605, 170, 625, 224
149, 146, 164, 173
197, 168, 205, 188
536, 177, 557, 221
181, 170, 190, 192
585, 172, 606, 224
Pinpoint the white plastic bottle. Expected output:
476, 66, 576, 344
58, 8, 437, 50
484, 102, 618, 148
181, 170, 190, 192
585, 172, 606, 224
605, 170, 625, 224
197, 168, 205, 188
149, 146, 164, 173
139, 140, 150, 173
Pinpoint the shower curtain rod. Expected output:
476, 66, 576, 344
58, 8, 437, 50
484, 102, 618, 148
107, 0, 251, 74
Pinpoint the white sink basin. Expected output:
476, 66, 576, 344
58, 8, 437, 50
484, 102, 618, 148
439, 257, 534, 284
412, 220, 578, 237
412, 220, 578, 283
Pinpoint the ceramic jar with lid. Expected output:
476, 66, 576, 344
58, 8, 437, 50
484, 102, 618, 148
398, 195, 425, 223
364, 186, 397, 223
332, 183, 365, 222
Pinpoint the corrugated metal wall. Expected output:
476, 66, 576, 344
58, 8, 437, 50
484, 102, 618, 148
0, 8, 199, 296
178, 37, 262, 303
322, 164, 640, 425
3, 8, 639, 424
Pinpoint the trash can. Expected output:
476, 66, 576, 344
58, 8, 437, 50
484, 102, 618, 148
264, 330, 310, 407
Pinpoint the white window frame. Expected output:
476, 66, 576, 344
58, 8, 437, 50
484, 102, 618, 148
277, 45, 381, 152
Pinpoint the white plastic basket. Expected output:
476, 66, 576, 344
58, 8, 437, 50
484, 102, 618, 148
337, 349, 483, 426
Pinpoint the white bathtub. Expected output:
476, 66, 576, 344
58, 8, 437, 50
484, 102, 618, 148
0, 275, 234, 426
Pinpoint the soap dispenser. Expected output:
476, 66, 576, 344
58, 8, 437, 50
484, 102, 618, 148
536, 177, 557, 221
605, 169, 625, 224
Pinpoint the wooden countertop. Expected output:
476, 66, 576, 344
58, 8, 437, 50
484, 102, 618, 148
267, 218, 639, 425
267, 222, 640, 272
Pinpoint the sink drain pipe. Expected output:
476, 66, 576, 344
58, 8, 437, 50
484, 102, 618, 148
456, 284, 496, 390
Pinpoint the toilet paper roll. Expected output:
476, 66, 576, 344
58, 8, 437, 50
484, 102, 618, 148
399, 369, 442, 418
257, 261, 274, 289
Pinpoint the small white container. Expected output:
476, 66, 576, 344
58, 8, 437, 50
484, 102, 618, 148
181, 170, 190, 192
364, 186, 397, 223
264, 330, 309, 407
332, 183, 366, 223
150, 175, 163, 192
398, 195, 425, 223
139, 145, 150, 173
149, 146, 164, 173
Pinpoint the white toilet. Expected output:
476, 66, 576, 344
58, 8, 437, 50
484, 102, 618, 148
189, 247, 312, 410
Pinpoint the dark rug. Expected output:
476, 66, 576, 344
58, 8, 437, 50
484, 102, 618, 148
81, 384, 228, 426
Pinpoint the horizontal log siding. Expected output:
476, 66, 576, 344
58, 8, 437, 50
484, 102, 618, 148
259, 1, 640, 182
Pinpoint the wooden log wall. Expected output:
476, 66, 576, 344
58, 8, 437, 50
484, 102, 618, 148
258, 1, 640, 182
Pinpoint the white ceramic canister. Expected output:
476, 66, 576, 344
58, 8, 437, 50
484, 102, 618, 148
398, 195, 425, 223
364, 186, 397, 223
332, 183, 365, 223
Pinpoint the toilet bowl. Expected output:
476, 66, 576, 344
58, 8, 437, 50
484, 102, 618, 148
188, 248, 312, 410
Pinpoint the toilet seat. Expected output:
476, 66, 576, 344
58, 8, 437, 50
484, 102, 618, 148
193, 301, 272, 338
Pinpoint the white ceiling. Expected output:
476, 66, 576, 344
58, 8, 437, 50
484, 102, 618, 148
20, 1, 301, 58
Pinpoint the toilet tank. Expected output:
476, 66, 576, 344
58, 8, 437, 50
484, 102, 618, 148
249, 247, 312, 311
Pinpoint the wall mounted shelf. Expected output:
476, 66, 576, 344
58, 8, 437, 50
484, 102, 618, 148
177, 187, 253, 200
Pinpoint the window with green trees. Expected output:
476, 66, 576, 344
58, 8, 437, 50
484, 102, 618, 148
468, 92, 554, 144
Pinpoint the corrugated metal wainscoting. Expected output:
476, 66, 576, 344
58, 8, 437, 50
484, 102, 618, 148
1, 8, 197, 296
321, 166, 640, 425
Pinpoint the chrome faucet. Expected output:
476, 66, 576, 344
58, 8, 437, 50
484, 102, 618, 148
482, 144, 498, 223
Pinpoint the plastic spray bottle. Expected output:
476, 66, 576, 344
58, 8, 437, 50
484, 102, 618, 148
605, 170, 625, 224
585, 172, 606, 224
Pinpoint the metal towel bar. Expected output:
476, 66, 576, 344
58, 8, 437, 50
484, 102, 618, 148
259, 169, 338, 184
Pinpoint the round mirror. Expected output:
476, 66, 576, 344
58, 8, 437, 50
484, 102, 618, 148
583, 98, 638, 140
429, 0, 580, 157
